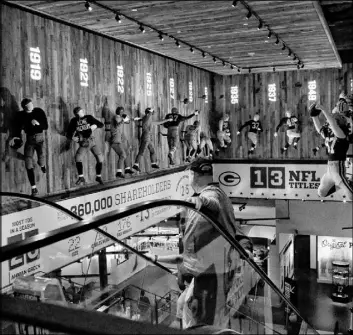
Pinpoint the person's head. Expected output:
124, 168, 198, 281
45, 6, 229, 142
116, 106, 124, 116
145, 107, 154, 115
171, 107, 178, 114
193, 120, 200, 127
285, 110, 292, 118
187, 157, 213, 193
253, 114, 260, 122
223, 113, 230, 121
332, 99, 349, 115
21, 98, 33, 113
73, 107, 85, 118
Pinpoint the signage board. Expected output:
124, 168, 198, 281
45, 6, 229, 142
213, 162, 350, 201
1, 171, 191, 288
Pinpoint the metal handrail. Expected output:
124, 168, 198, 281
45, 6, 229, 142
0, 195, 319, 333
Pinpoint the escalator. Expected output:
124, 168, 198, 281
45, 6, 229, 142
0, 193, 319, 334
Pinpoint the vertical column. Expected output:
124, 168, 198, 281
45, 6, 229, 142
267, 238, 282, 307
98, 248, 108, 290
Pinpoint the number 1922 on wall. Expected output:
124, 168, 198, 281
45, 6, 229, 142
250, 167, 285, 189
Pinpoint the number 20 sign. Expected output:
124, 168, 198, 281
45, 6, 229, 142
250, 167, 285, 189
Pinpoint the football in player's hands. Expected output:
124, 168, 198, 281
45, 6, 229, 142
134, 117, 140, 121
90, 124, 98, 131
194, 110, 199, 115
237, 131, 240, 135
309, 103, 322, 117
274, 132, 278, 138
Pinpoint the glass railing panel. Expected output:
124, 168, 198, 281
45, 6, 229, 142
0, 199, 319, 334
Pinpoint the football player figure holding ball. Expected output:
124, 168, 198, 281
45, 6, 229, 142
237, 113, 263, 155
309, 103, 353, 201
274, 110, 301, 154
216, 113, 231, 153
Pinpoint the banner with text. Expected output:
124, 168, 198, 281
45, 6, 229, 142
1, 171, 191, 288
317, 236, 352, 283
213, 162, 350, 201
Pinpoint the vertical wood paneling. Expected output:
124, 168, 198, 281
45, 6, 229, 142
214, 63, 353, 160
1, 4, 213, 195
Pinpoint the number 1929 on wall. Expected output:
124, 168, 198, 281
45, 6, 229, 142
250, 167, 285, 189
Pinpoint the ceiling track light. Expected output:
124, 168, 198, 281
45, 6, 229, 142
273, 67, 276, 72
202, 51, 206, 58
232, 0, 238, 7
175, 40, 180, 48
85, 1, 92, 11
115, 13, 121, 23
190, 47, 194, 54
258, 21, 263, 30
246, 11, 252, 20
267, 31, 272, 39
301, 63, 304, 68
274, 37, 279, 45
222, 61, 226, 67
293, 55, 297, 61
238, 68, 241, 73
281, 44, 286, 51
248, 68, 251, 73
139, 25, 145, 33
297, 64, 301, 70
213, 57, 217, 63
231, 65, 234, 70
287, 50, 292, 58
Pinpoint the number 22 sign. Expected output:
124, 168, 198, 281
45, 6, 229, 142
250, 167, 285, 189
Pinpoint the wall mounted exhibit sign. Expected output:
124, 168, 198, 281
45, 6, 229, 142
1, 171, 191, 289
317, 236, 352, 283
213, 161, 350, 201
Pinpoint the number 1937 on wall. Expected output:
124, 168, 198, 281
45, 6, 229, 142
250, 167, 285, 189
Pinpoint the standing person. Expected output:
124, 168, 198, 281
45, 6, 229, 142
66, 107, 104, 186
164, 107, 199, 165
216, 113, 231, 153
309, 103, 353, 201
138, 290, 151, 322
108, 106, 133, 178
236, 113, 263, 155
9, 98, 48, 195
274, 110, 301, 154
196, 131, 214, 159
150, 158, 253, 330
132, 107, 171, 172
183, 120, 201, 162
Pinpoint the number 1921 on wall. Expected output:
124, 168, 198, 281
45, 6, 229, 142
250, 167, 285, 189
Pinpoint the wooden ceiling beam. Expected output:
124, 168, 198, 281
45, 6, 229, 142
311, 0, 342, 68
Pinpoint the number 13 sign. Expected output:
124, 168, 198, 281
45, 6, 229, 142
250, 167, 285, 189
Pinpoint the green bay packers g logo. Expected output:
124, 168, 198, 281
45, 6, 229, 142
219, 172, 241, 186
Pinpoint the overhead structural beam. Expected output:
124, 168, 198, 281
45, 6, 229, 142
312, 0, 342, 68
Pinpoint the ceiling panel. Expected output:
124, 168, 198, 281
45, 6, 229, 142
5, 0, 345, 74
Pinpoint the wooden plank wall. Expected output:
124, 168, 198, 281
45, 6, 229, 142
0, 4, 212, 196
212, 63, 353, 160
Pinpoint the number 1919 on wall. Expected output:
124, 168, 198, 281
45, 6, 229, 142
250, 167, 285, 189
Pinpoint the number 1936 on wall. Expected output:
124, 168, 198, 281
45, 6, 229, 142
250, 167, 285, 189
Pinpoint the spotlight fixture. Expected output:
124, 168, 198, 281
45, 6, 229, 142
258, 21, 263, 30
85, 1, 92, 11
238, 68, 241, 73
230, 65, 234, 70
297, 64, 300, 70
267, 31, 272, 39
202, 51, 206, 58
232, 0, 238, 7
158, 33, 164, 41
222, 61, 226, 67
213, 57, 217, 63
300, 63, 304, 68
175, 40, 180, 48
139, 25, 145, 33
248, 68, 251, 73
246, 11, 252, 20
190, 47, 194, 53
287, 50, 292, 58
115, 13, 121, 23
274, 37, 279, 45
281, 44, 286, 51
273, 67, 276, 72
293, 55, 297, 61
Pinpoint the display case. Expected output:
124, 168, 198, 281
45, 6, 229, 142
331, 261, 350, 303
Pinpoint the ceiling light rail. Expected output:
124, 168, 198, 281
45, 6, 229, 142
236, 1, 304, 70
86, 0, 243, 72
